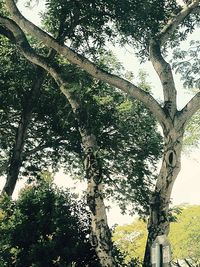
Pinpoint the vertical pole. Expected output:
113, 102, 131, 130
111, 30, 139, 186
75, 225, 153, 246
160, 245, 163, 267
155, 243, 160, 267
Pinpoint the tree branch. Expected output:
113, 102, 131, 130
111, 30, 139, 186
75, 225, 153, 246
0, 15, 92, 138
149, 40, 177, 118
3, 0, 168, 126
159, 0, 199, 46
0, 25, 15, 41
176, 91, 200, 129
23, 138, 67, 159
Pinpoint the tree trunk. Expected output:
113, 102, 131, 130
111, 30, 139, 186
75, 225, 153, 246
2, 68, 45, 196
82, 133, 117, 267
55, 89, 116, 265
3, 115, 30, 196
143, 127, 184, 267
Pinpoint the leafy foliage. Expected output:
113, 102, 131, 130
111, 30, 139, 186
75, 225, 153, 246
170, 205, 200, 264
171, 39, 200, 149
0, 1, 200, 266
41, 0, 200, 60
112, 220, 147, 265
42, 0, 115, 53
0, 33, 162, 214
0, 35, 80, 178
172, 40, 200, 89
55, 62, 163, 216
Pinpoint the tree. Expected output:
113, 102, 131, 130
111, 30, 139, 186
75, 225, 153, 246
113, 205, 200, 266
0, 35, 47, 195
0, 11, 160, 262
0, 34, 161, 199
0, 174, 133, 267
0, 177, 101, 267
1, 0, 200, 265
0, 31, 162, 265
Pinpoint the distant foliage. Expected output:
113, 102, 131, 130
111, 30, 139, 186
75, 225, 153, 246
170, 205, 200, 265
112, 220, 147, 265
112, 205, 200, 265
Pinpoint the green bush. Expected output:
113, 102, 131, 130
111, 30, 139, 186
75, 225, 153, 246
0, 180, 100, 267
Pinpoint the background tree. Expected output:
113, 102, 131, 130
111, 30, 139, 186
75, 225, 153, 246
170, 205, 200, 266
113, 205, 200, 266
112, 220, 147, 266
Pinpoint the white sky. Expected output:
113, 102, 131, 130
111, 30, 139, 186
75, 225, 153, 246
1, 1, 199, 226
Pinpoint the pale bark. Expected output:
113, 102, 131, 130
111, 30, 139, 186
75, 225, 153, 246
176, 92, 200, 129
58, 87, 117, 267
143, 127, 184, 266
143, 38, 185, 266
69, 108, 117, 266
149, 40, 177, 118
82, 133, 116, 267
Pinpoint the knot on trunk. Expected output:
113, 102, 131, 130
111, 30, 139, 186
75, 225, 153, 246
166, 149, 176, 167
87, 195, 96, 215
90, 233, 98, 247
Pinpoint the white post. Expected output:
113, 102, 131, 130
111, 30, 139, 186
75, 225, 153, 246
155, 243, 161, 267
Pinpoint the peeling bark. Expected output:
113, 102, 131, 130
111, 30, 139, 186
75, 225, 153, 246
59, 94, 117, 266
82, 133, 116, 267
62, 103, 117, 266
143, 38, 186, 266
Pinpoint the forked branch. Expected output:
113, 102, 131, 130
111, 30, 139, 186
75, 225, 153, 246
176, 92, 200, 129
